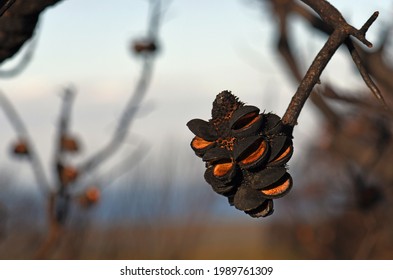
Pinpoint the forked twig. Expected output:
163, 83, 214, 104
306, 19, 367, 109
291, 0, 388, 107
78, 0, 163, 176
282, 0, 380, 127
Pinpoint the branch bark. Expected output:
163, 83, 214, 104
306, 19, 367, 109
281, 0, 380, 126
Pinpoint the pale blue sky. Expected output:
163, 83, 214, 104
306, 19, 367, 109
0, 0, 391, 187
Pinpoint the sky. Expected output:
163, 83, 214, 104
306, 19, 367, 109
0, 0, 391, 190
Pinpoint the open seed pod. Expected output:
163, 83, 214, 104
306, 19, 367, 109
190, 136, 215, 157
204, 167, 237, 195
249, 166, 287, 190
187, 119, 218, 141
268, 139, 293, 166
263, 113, 284, 135
202, 146, 231, 162
203, 148, 237, 184
187, 91, 295, 219
230, 106, 263, 138
260, 173, 292, 199
234, 136, 269, 169
188, 118, 218, 157
60, 166, 79, 185
12, 140, 29, 156
245, 199, 274, 218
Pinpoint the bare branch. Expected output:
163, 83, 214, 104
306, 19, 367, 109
0, 0, 15, 16
282, 27, 346, 126
282, 1, 379, 127
0, 0, 63, 64
0, 30, 39, 78
78, 0, 163, 176
345, 39, 387, 108
0, 91, 50, 194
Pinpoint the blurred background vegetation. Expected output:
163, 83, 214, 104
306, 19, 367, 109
0, 0, 392, 259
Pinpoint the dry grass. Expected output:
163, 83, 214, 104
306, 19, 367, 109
0, 221, 279, 260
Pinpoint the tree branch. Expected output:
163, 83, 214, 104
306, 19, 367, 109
282, 1, 379, 126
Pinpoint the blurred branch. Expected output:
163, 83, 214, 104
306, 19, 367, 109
78, 0, 163, 175
356, 30, 393, 95
0, 31, 39, 78
0, 91, 50, 194
79, 56, 154, 175
71, 141, 151, 202
53, 87, 75, 180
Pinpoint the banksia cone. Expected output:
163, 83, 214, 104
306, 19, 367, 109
187, 90, 294, 218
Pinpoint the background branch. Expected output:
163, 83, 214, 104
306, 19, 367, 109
281, 1, 379, 126
78, 0, 163, 176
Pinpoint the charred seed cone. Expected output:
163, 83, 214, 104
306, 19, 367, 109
187, 90, 294, 218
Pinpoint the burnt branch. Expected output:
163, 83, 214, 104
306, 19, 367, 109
78, 0, 163, 176
0, 0, 63, 64
0, 31, 39, 78
289, 1, 388, 106
53, 87, 76, 188
281, 1, 379, 127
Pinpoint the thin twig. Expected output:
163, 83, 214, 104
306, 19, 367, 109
345, 39, 387, 108
78, 0, 162, 175
282, 1, 379, 126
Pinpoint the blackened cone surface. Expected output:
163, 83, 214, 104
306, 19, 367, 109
234, 185, 267, 211
187, 90, 294, 218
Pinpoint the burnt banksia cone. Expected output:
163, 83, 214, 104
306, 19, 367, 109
187, 90, 294, 218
